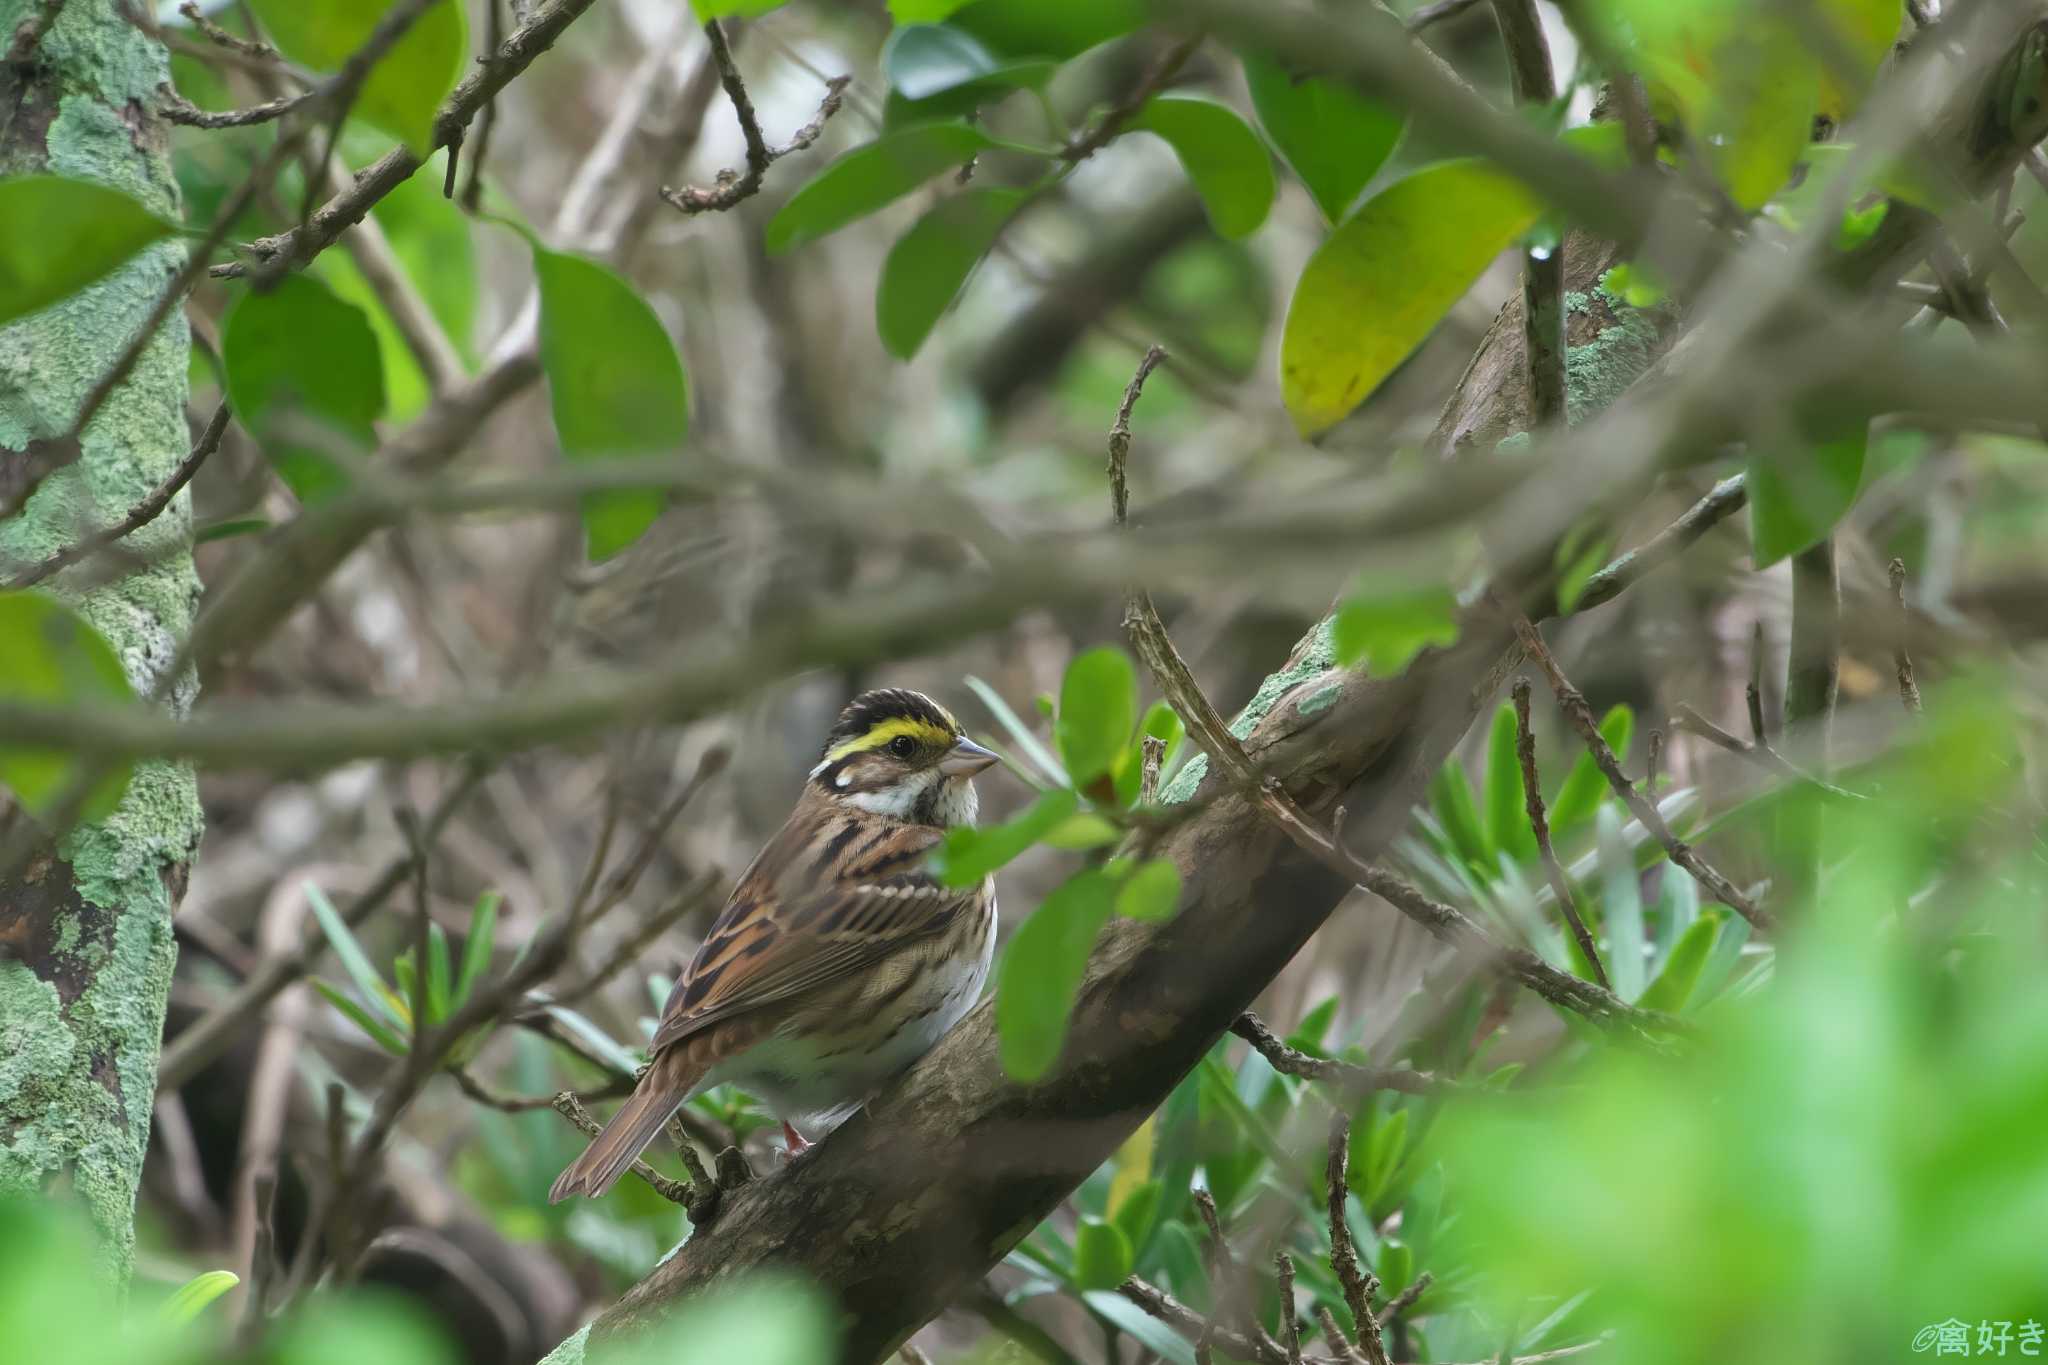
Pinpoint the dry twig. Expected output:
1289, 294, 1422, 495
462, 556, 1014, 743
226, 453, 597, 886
1890, 558, 1924, 714
1511, 678, 1610, 987
1326, 1113, 1391, 1365
658, 21, 849, 215
1232, 1012, 1446, 1097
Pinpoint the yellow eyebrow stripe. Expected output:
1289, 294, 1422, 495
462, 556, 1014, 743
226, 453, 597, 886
825, 717, 954, 763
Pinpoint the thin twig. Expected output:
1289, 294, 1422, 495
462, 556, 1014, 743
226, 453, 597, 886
1061, 34, 1202, 162
1490, 0, 1563, 427
161, 87, 315, 128
1107, 345, 1167, 527
1276, 1252, 1304, 1365
1383, 1271, 1434, 1321
1231, 1012, 1447, 1097
1318, 1306, 1368, 1365
1511, 678, 1610, 987
212, 0, 605, 280
459, 0, 505, 209
1668, 703, 1863, 801
177, 0, 275, 59
1511, 616, 1774, 930
1326, 1113, 1391, 1365
1746, 621, 1769, 747
1889, 558, 1924, 714
2, 403, 231, 589
1569, 475, 1746, 615
549, 1092, 698, 1208
1118, 1278, 1303, 1365
658, 22, 849, 215
1645, 728, 1663, 795
158, 762, 491, 1091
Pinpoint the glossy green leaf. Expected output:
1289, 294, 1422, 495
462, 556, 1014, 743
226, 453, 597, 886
1132, 97, 1275, 240
766, 123, 995, 254
1055, 646, 1138, 787
1747, 430, 1866, 567
1241, 52, 1403, 224
1332, 583, 1459, 674
425, 921, 453, 1023
0, 593, 136, 821
1115, 859, 1182, 922
1282, 126, 1620, 435
996, 869, 1118, 1081
160, 1270, 239, 1324
1548, 704, 1634, 835
531, 244, 690, 560
312, 979, 409, 1055
193, 516, 272, 544
947, 0, 1145, 60
1597, 805, 1645, 1001
1637, 911, 1721, 1013
877, 188, 1025, 358
1287, 996, 1341, 1054
1041, 812, 1122, 849
454, 890, 500, 1006
305, 883, 405, 1030
890, 0, 974, 19
1083, 1290, 1200, 1365
1700, 26, 1818, 210
692, 0, 789, 16
1430, 762, 1491, 873
933, 788, 1080, 886
965, 674, 1066, 785
541, 1003, 644, 1076
0, 177, 176, 327
883, 23, 999, 99
1073, 1217, 1134, 1291
1378, 1239, 1415, 1299
248, 0, 466, 155
1484, 702, 1537, 866
222, 273, 384, 502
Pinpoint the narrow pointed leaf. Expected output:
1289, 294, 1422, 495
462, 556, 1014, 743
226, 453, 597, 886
1132, 97, 1275, 239
877, 188, 1026, 358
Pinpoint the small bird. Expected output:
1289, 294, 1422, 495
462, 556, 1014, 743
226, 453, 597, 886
549, 688, 1002, 1202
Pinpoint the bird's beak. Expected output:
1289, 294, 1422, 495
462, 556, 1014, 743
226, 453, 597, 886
938, 736, 1000, 778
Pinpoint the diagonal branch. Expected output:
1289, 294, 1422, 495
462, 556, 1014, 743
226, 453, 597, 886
657, 22, 849, 216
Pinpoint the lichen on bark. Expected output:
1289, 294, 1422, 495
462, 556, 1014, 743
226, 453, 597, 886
0, 0, 202, 1280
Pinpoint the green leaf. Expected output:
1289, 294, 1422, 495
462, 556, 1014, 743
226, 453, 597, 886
883, 23, 999, 100
1747, 430, 1866, 568
193, 517, 272, 544
1286, 996, 1341, 1054
766, 123, 994, 254
1637, 911, 1721, 1013
1115, 859, 1182, 922
965, 674, 1066, 785
0, 593, 136, 821
877, 188, 1025, 358
305, 882, 407, 1031
1241, 52, 1403, 224
1132, 97, 1275, 240
0, 177, 176, 327
883, 59, 1056, 129
1110, 1175, 1162, 1251
1083, 1290, 1199, 1365
531, 244, 691, 560
1332, 583, 1459, 674
221, 273, 385, 502
1072, 1217, 1134, 1291
1429, 763, 1490, 875
932, 788, 1080, 886
1597, 806, 1645, 1001
454, 891, 500, 1007
312, 979, 410, 1055
1282, 126, 1620, 435
1378, 1239, 1414, 1299
160, 1269, 240, 1325
693, 0, 789, 16
1548, 704, 1634, 835
890, 0, 974, 20
1041, 812, 1121, 849
248, 0, 466, 155
1484, 702, 1536, 866
425, 921, 453, 1024
1362, 1107, 1408, 1205
947, 0, 1146, 60
541, 1004, 645, 1076
1055, 646, 1138, 787
996, 869, 1118, 1081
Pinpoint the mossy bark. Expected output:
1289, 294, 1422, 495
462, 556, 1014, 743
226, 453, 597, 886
0, 0, 201, 1280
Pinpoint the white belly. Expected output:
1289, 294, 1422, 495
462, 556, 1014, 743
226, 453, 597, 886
703, 896, 996, 1133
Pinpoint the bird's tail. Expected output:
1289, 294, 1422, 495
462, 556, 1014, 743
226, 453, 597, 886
548, 1052, 701, 1203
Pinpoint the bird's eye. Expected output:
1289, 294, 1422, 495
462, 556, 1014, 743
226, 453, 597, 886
888, 736, 917, 759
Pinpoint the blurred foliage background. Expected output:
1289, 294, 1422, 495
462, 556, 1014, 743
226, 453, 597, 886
3, 0, 2048, 1363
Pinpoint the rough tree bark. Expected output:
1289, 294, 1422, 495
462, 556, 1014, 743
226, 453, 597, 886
0, 0, 202, 1278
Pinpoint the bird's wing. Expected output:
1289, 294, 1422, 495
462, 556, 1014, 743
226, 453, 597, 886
649, 812, 980, 1054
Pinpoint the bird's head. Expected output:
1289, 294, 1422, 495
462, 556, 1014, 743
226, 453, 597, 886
809, 688, 999, 826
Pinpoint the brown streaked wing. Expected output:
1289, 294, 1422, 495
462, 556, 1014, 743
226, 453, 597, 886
648, 814, 979, 1054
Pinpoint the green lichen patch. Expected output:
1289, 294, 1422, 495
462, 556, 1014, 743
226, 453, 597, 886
1561, 283, 1678, 424
1160, 616, 1339, 804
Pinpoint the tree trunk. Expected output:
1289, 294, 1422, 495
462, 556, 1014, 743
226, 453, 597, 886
0, 0, 201, 1280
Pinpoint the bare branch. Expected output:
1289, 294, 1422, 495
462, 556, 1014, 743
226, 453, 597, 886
1570, 475, 1747, 614
1231, 1012, 1447, 1097
1511, 678, 1610, 987
1511, 615, 1775, 930
1061, 34, 1201, 162
658, 22, 849, 216
1326, 1113, 1391, 1365
2, 403, 231, 590
1890, 558, 1925, 714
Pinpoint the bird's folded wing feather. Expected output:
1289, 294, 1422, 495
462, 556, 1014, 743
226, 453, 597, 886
649, 818, 978, 1053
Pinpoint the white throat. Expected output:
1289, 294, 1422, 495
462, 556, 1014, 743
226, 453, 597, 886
840, 771, 979, 826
